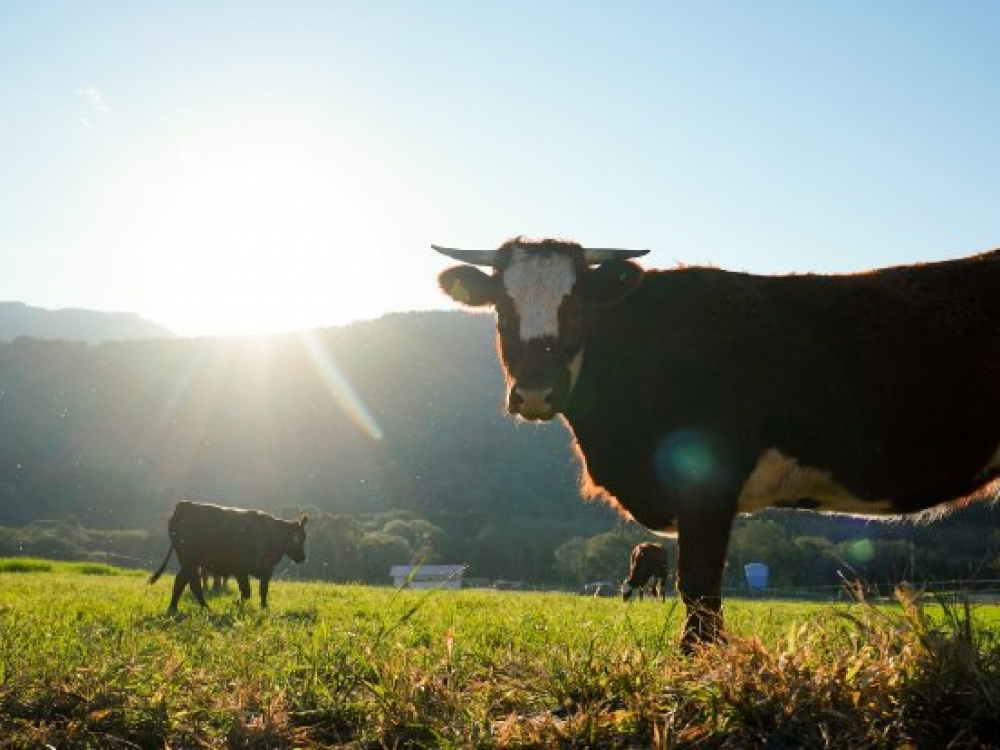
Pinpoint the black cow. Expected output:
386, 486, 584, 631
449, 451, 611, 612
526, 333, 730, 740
149, 500, 308, 612
622, 542, 669, 602
435, 237, 1000, 647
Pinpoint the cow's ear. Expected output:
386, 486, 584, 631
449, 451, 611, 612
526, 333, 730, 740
438, 266, 496, 307
581, 260, 644, 305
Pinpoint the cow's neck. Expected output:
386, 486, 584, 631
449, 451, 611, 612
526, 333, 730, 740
563, 346, 644, 479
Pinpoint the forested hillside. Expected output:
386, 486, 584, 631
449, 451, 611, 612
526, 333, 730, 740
1, 309, 998, 587
0, 311, 627, 581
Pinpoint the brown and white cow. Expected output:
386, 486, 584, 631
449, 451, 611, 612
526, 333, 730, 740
622, 542, 670, 602
149, 500, 307, 612
435, 237, 1000, 647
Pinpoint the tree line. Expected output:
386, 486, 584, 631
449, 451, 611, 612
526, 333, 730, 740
4, 504, 998, 591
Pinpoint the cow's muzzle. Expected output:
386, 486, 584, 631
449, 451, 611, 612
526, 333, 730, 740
508, 385, 557, 421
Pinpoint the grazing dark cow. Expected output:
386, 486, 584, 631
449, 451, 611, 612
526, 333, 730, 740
622, 542, 669, 602
434, 237, 1000, 647
149, 500, 307, 612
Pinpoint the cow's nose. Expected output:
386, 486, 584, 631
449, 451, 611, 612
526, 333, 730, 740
510, 386, 555, 420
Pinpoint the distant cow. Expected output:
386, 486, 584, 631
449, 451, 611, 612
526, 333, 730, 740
149, 500, 308, 612
622, 543, 669, 602
435, 237, 1000, 647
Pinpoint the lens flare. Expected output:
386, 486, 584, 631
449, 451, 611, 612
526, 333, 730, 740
843, 538, 875, 564
299, 331, 384, 441
655, 429, 715, 490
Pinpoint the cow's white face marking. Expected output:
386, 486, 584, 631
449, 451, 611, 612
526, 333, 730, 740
503, 249, 577, 342
738, 448, 892, 514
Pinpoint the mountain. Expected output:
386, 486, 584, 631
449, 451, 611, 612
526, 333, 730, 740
0, 309, 631, 582
0, 301, 174, 343
0, 309, 617, 533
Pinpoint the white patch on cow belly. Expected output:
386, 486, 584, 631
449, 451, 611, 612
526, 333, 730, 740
503, 250, 577, 341
652, 525, 678, 537
738, 448, 891, 514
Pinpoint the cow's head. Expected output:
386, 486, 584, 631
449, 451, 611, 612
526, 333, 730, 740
435, 237, 647, 421
285, 516, 308, 563
622, 581, 638, 602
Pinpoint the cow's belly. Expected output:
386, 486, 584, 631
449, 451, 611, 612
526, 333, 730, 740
737, 448, 892, 514
175, 543, 246, 572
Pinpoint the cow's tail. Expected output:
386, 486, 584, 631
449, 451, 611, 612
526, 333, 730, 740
148, 544, 174, 585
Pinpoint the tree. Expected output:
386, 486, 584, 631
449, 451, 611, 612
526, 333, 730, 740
358, 532, 411, 583
298, 514, 363, 582
554, 536, 590, 585
382, 518, 447, 563
553, 526, 654, 586
727, 519, 809, 587
584, 530, 642, 583
790, 536, 840, 586
469, 524, 521, 580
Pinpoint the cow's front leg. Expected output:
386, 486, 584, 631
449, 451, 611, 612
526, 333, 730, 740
676, 503, 735, 649
188, 567, 209, 608
259, 576, 271, 608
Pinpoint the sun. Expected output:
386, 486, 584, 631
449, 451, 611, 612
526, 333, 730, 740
140, 155, 386, 336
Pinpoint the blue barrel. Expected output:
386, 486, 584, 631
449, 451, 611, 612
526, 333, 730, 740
744, 562, 769, 591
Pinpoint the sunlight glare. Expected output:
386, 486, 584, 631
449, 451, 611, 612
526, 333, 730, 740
140, 153, 387, 336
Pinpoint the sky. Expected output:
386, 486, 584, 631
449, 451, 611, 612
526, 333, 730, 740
1, 2, 998, 337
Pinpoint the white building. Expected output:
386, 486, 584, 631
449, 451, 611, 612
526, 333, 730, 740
390, 564, 467, 590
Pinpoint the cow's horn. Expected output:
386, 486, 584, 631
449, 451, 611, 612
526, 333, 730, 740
583, 248, 651, 264
431, 245, 499, 267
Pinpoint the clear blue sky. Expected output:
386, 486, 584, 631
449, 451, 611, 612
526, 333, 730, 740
1, 2, 998, 335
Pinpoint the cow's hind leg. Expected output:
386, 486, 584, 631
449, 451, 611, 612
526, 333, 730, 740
259, 576, 271, 608
168, 570, 189, 613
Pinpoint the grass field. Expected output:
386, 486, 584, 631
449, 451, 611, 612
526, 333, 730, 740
2, 559, 999, 748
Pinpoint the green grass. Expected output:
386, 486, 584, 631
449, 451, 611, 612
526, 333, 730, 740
0, 557, 53, 574
0, 557, 141, 576
1, 563, 999, 747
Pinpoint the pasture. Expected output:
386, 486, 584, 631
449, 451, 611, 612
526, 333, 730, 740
1, 560, 999, 748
